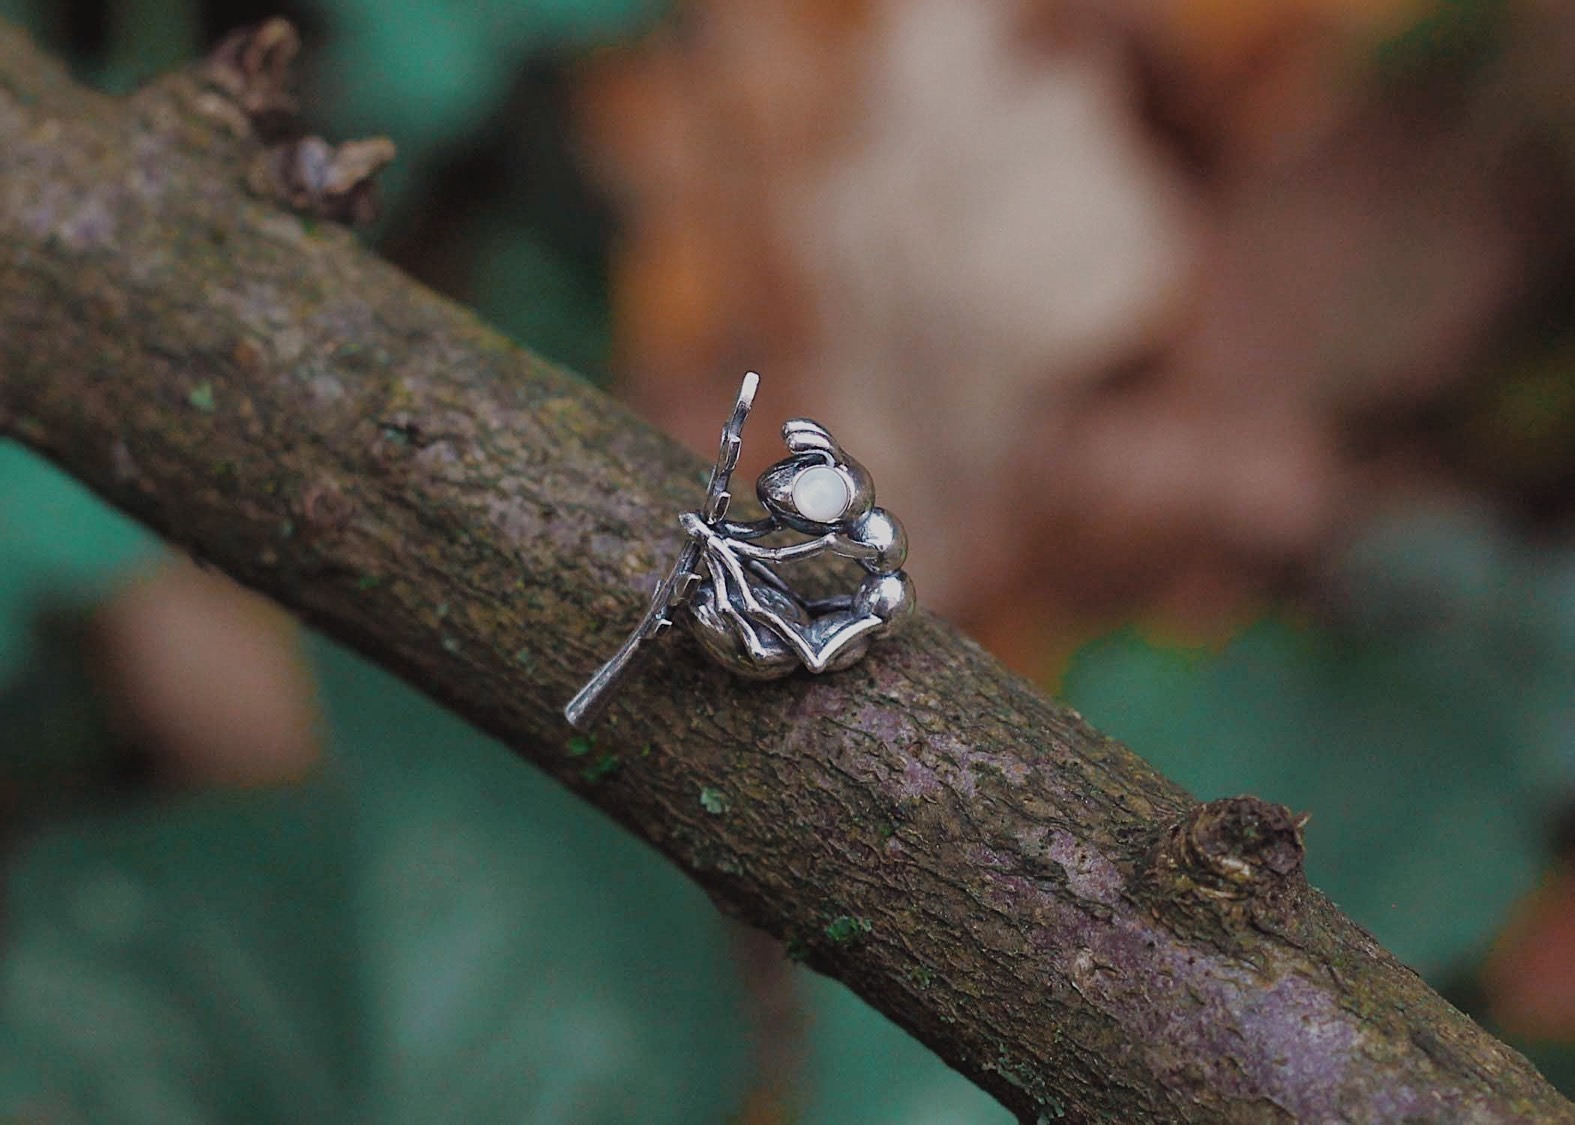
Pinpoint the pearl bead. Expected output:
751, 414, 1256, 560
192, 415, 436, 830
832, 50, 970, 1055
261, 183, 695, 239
792, 465, 850, 522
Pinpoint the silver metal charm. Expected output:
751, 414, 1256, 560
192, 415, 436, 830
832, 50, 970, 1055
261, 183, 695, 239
564, 372, 915, 728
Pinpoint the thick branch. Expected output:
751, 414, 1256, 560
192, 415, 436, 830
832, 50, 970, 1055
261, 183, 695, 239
0, 22, 1566, 1122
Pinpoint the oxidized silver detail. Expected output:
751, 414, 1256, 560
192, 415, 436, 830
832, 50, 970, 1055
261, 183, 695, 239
564, 372, 914, 728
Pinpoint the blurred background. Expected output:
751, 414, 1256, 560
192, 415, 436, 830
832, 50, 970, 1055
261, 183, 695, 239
1, 0, 1574, 1118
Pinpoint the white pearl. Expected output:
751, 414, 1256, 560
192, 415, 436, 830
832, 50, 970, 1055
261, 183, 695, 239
792, 465, 850, 522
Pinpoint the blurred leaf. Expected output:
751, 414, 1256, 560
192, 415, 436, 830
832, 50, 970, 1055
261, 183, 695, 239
0, 439, 755, 1121
1438, 962, 1575, 1095
0, 441, 154, 680
472, 227, 613, 379
96, 0, 201, 93
0, 366, 1010, 1123
0, 3, 1015, 1114
0, 782, 362, 1122
1483, 862, 1575, 1039
1375, 0, 1509, 78
0, 0, 43, 32
0, 613, 105, 775
1445, 333, 1575, 519
1518, 1041, 1575, 1097
308, 0, 665, 206
0, 610, 144, 829
315, 637, 754, 1124
799, 972, 1010, 1125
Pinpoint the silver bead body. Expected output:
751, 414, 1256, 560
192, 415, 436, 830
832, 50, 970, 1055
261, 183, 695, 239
853, 569, 915, 624
846, 508, 908, 573
564, 374, 916, 728
682, 439, 913, 679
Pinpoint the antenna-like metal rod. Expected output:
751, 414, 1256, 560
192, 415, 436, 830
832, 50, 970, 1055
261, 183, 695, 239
563, 372, 759, 729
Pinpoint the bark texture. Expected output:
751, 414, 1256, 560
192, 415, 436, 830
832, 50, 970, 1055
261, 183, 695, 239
0, 21, 1570, 1122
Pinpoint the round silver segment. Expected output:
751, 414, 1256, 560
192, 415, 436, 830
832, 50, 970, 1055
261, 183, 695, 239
565, 371, 914, 728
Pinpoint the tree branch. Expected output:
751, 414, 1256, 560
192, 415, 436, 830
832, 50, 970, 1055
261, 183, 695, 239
0, 20, 1566, 1122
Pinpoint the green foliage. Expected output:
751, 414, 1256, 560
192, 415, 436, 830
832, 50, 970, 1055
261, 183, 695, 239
0, 441, 1006, 1122
0, 1, 40, 33
1374, 0, 1509, 78
471, 227, 614, 382
1064, 506, 1575, 977
801, 973, 1009, 1125
0, 782, 363, 1121
97, 0, 201, 92
0, 1, 1007, 1114
0, 0, 198, 91
824, 915, 873, 944
0, 642, 760, 1122
0, 444, 154, 680
10, 0, 1570, 1112
1, 0, 625, 383
309, 0, 662, 179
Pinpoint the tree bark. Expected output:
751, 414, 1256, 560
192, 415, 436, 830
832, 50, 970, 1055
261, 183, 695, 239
0, 20, 1567, 1122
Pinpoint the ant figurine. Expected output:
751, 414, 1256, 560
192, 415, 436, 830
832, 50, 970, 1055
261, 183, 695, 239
679, 416, 913, 678
565, 373, 915, 728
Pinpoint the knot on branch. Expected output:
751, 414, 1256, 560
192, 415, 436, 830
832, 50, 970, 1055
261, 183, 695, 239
201, 19, 396, 226
298, 477, 354, 538
1156, 796, 1308, 900
203, 18, 300, 140
1137, 797, 1309, 944
249, 136, 396, 227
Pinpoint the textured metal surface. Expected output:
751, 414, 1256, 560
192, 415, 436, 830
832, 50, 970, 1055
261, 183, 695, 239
565, 373, 914, 726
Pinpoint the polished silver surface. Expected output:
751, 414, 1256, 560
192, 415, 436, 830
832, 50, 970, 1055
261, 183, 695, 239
564, 372, 914, 729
